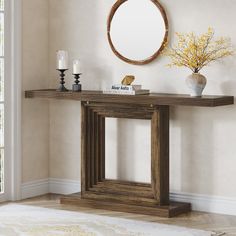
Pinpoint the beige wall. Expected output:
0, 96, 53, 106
22, 0, 49, 182
23, 0, 236, 198
48, 0, 236, 198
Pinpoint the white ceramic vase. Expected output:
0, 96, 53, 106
185, 73, 207, 97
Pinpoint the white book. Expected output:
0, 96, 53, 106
103, 89, 149, 95
111, 84, 142, 91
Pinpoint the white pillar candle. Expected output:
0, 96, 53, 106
57, 50, 69, 70
58, 59, 67, 70
73, 60, 81, 74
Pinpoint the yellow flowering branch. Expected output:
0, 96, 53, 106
163, 28, 234, 73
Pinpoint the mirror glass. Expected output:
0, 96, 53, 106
108, 0, 168, 65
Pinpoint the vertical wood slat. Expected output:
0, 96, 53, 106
97, 115, 101, 181
82, 103, 106, 193
151, 106, 169, 205
94, 112, 99, 184
159, 106, 169, 205
81, 102, 86, 194
101, 116, 106, 180
98, 115, 105, 181
81, 102, 89, 194
90, 107, 95, 187
86, 106, 92, 189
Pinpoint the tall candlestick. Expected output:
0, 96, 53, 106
57, 50, 69, 70
57, 69, 69, 92
73, 60, 81, 74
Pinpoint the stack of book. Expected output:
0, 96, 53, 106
103, 84, 149, 95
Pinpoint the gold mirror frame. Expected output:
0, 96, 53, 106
107, 0, 169, 65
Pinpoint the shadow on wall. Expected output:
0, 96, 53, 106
105, 118, 151, 184
116, 119, 151, 183
221, 80, 236, 96
180, 107, 214, 194
170, 100, 236, 195
170, 106, 214, 194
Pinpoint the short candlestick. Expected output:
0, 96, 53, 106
72, 73, 82, 92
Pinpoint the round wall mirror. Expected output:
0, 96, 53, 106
107, 0, 169, 65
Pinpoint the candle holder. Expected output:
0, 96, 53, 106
72, 73, 82, 92
57, 69, 69, 92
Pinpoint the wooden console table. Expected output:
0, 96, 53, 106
25, 90, 234, 217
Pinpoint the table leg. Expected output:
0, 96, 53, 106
151, 106, 169, 205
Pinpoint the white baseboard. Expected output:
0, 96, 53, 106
21, 178, 80, 199
21, 179, 236, 216
170, 192, 236, 216
49, 178, 81, 195
21, 179, 49, 199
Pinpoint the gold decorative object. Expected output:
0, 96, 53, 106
121, 75, 135, 85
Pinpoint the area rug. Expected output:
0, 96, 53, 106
0, 204, 220, 236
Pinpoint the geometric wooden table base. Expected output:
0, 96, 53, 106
25, 90, 233, 218
61, 102, 191, 217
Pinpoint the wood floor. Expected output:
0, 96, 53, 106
7, 194, 236, 235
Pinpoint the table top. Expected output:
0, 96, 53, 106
25, 89, 234, 107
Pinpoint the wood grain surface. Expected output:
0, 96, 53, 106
25, 89, 234, 107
